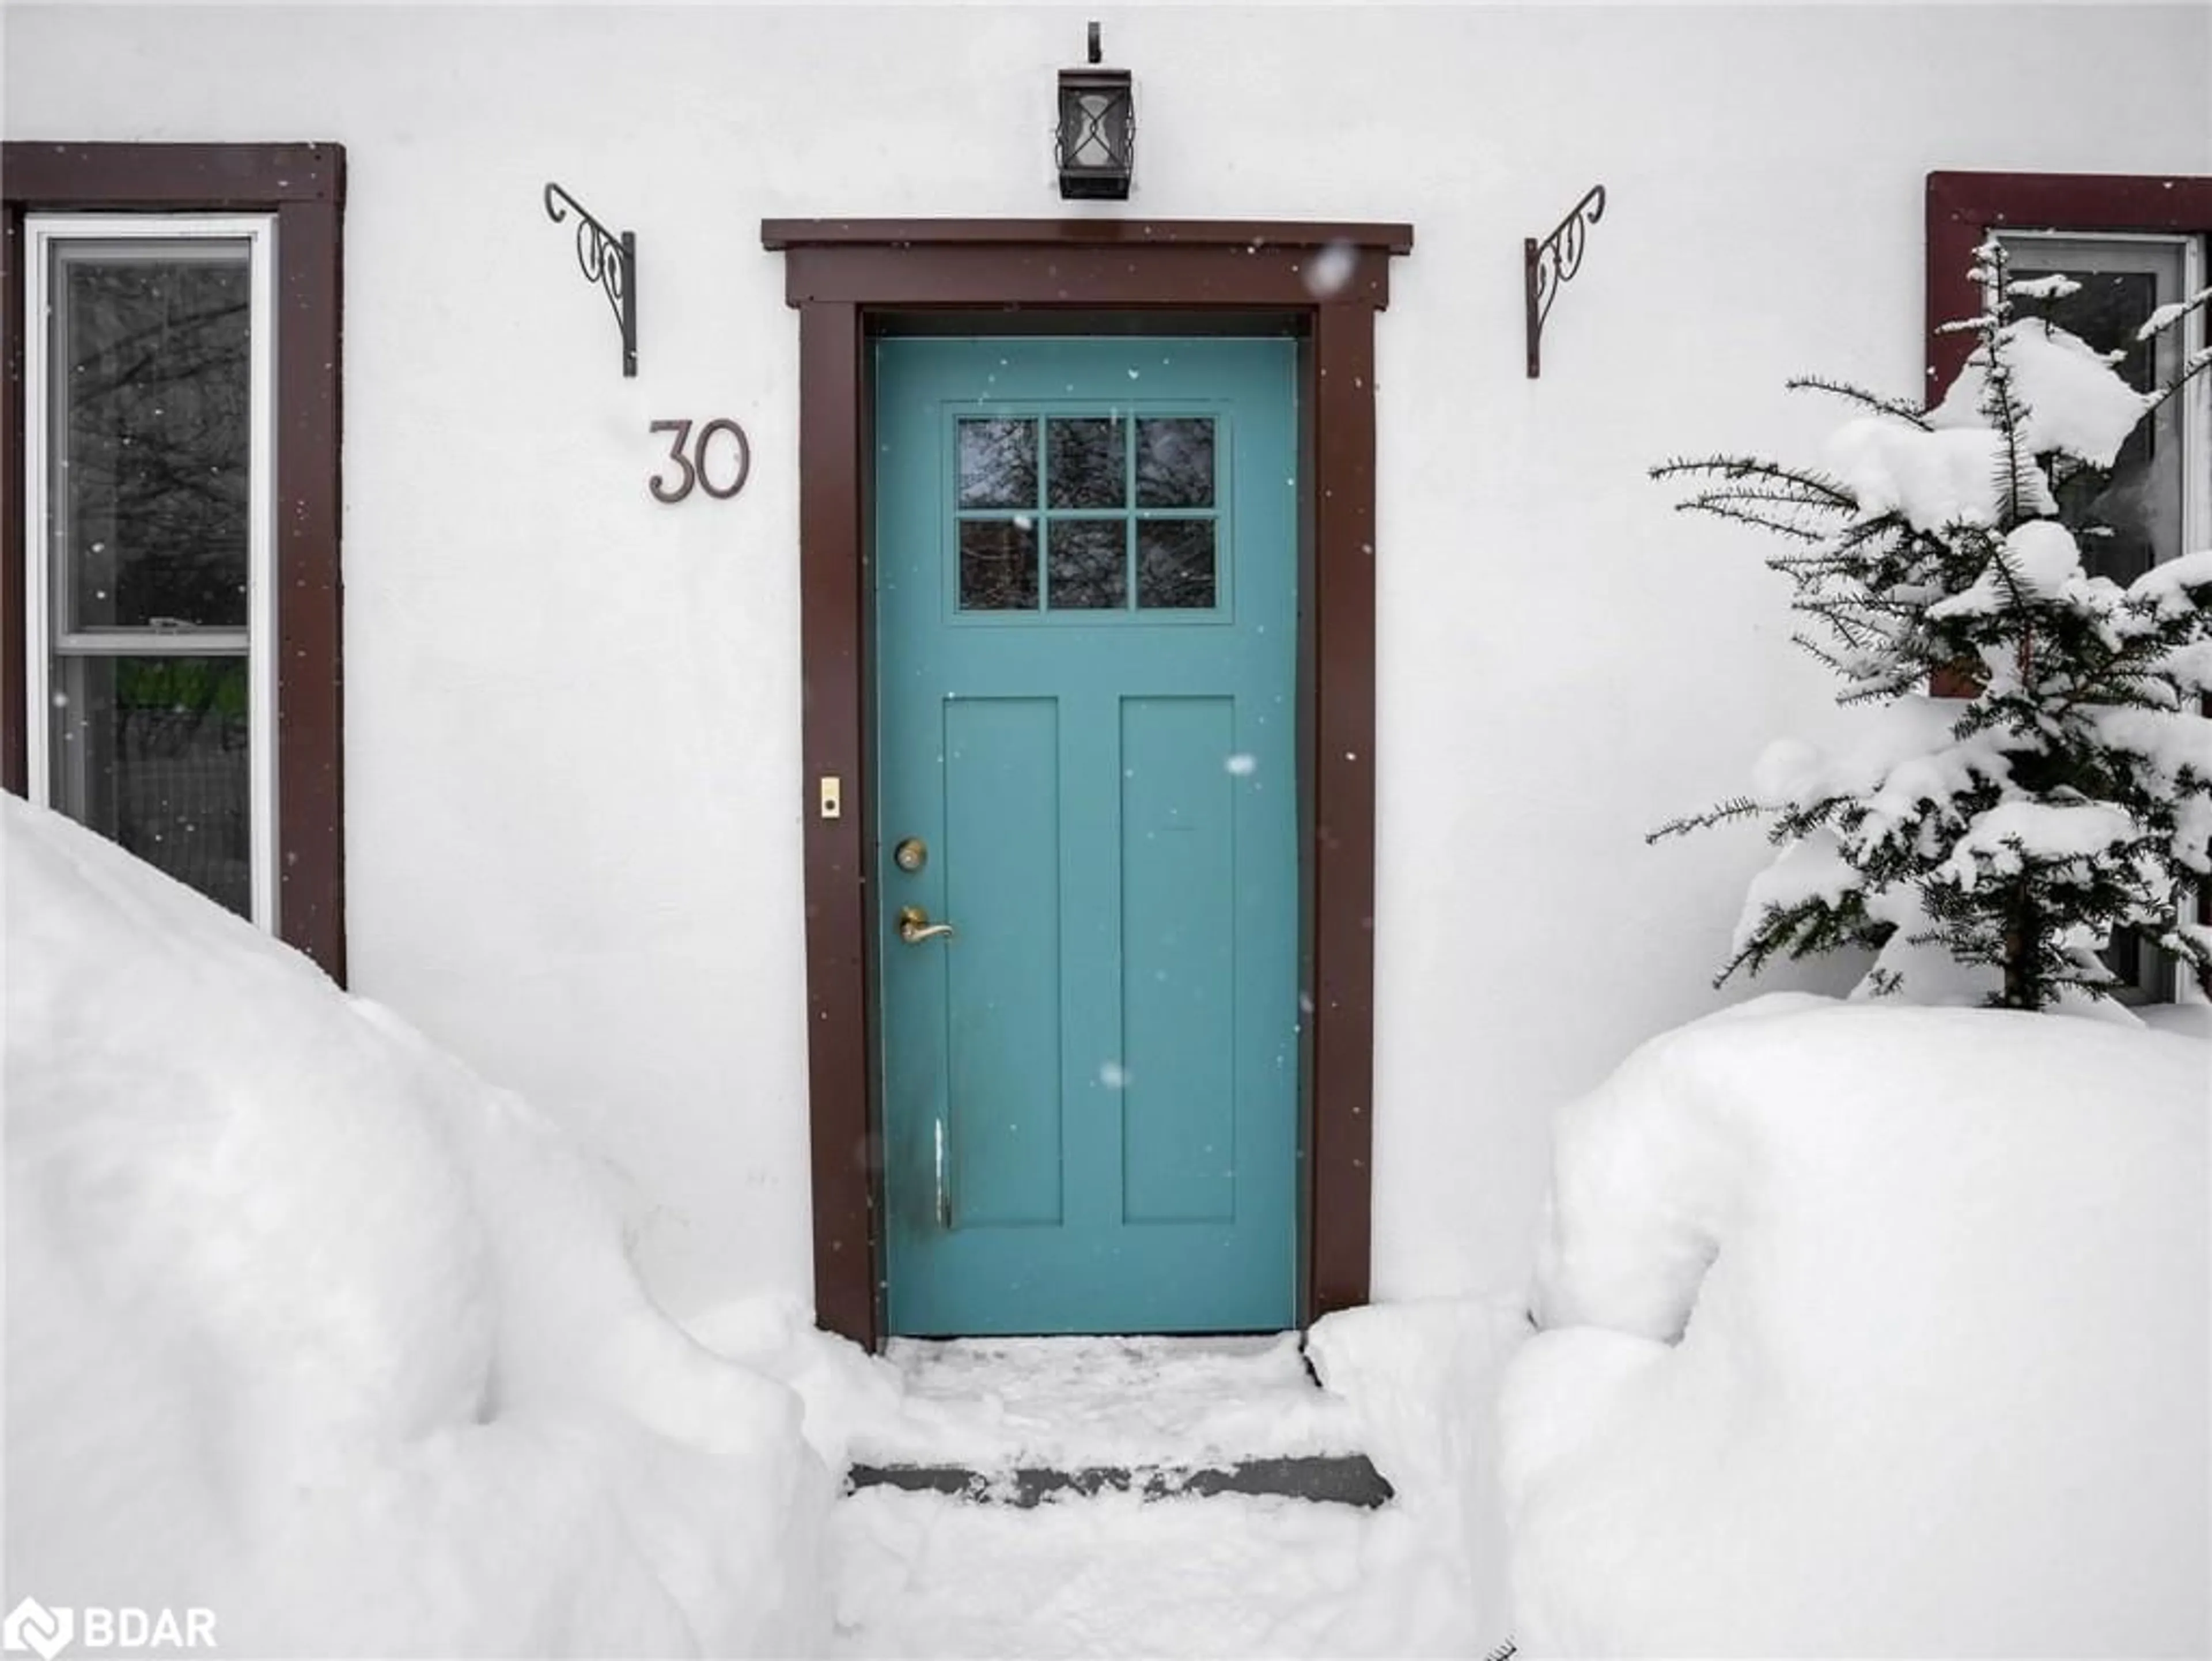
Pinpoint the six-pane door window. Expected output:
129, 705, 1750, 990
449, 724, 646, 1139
954, 413, 1223, 615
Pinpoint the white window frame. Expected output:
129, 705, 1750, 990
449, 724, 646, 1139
23, 213, 279, 929
1994, 228, 2211, 1005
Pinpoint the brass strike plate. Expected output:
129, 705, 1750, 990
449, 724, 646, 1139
819, 776, 842, 820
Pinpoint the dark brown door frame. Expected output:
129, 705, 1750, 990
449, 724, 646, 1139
761, 218, 1413, 1348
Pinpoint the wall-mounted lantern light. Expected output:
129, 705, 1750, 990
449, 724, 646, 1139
1056, 22, 1134, 200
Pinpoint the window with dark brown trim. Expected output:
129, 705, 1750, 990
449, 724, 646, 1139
1927, 171, 2212, 1000
3, 142, 346, 981
1927, 172, 2212, 403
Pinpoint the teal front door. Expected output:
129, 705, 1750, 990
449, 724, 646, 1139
874, 336, 1299, 1336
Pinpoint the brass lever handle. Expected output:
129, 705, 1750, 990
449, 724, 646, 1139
897, 905, 956, 945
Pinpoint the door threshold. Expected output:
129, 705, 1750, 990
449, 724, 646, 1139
849, 1331, 1377, 1486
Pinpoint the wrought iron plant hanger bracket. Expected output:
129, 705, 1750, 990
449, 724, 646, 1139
543, 181, 637, 378
1524, 184, 1605, 378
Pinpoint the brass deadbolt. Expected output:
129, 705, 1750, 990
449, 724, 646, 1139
893, 837, 927, 872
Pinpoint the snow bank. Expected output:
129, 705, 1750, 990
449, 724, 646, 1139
688, 1293, 921, 1471
2, 797, 832, 1657
1305, 1299, 1527, 1658
1499, 996, 2210, 1658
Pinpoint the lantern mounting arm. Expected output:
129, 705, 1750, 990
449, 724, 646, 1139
1524, 184, 1605, 379
543, 180, 637, 379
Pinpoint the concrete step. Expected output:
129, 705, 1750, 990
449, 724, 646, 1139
847, 1452, 1394, 1508
841, 1334, 1394, 1508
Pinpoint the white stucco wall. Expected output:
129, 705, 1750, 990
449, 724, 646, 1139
6, 4, 2209, 1322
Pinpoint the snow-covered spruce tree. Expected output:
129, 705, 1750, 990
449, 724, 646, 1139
1651, 239, 2212, 1011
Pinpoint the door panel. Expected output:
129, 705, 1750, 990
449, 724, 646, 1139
1120, 694, 1238, 1226
943, 695, 1063, 1227
874, 336, 1298, 1335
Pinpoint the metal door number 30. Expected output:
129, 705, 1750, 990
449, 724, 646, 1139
649, 418, 751, 502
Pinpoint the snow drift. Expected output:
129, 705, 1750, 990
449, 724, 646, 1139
2, 796, 831, 1656
1500, 994, 2210, 1657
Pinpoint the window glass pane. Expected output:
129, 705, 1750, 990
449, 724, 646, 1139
2099, 925, 2169, 1005
1047, 520, 1126, 610
2008, 240, 2187, 586
1047, 417, 1124, 509
959, 519, 1039, 610
2005, 234, 2199, 1001
957, 419, 1037, 509
1137, 520, 1217, 609
1136, 417, 1215, 508
53, 242, 252, 631
51, 654, 251, 917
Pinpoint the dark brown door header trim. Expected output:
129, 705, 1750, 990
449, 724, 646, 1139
767, 218, 1407, 1348
766, 219, 1411, 315
763, 218, 1413, 252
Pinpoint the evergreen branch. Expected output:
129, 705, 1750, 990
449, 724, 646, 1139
1652, 456, 1858, 506
1647, 797, 1766, 842
1982, 371, 2035, 523
2137, 338, 2212, 423
1785, 376, 1934, 430
2133, 282, 2212, 343
1788, 633, 1849, 674
1688, 487, 1847, 512
1828, 517, 1908, 557
1676, 500, 1831, 543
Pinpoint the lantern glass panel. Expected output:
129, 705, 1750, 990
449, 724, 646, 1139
1066, 92, 1122, 168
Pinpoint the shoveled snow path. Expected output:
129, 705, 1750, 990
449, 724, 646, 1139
830, 1485, 1433, 1658
786, 1325, 1519, 1658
